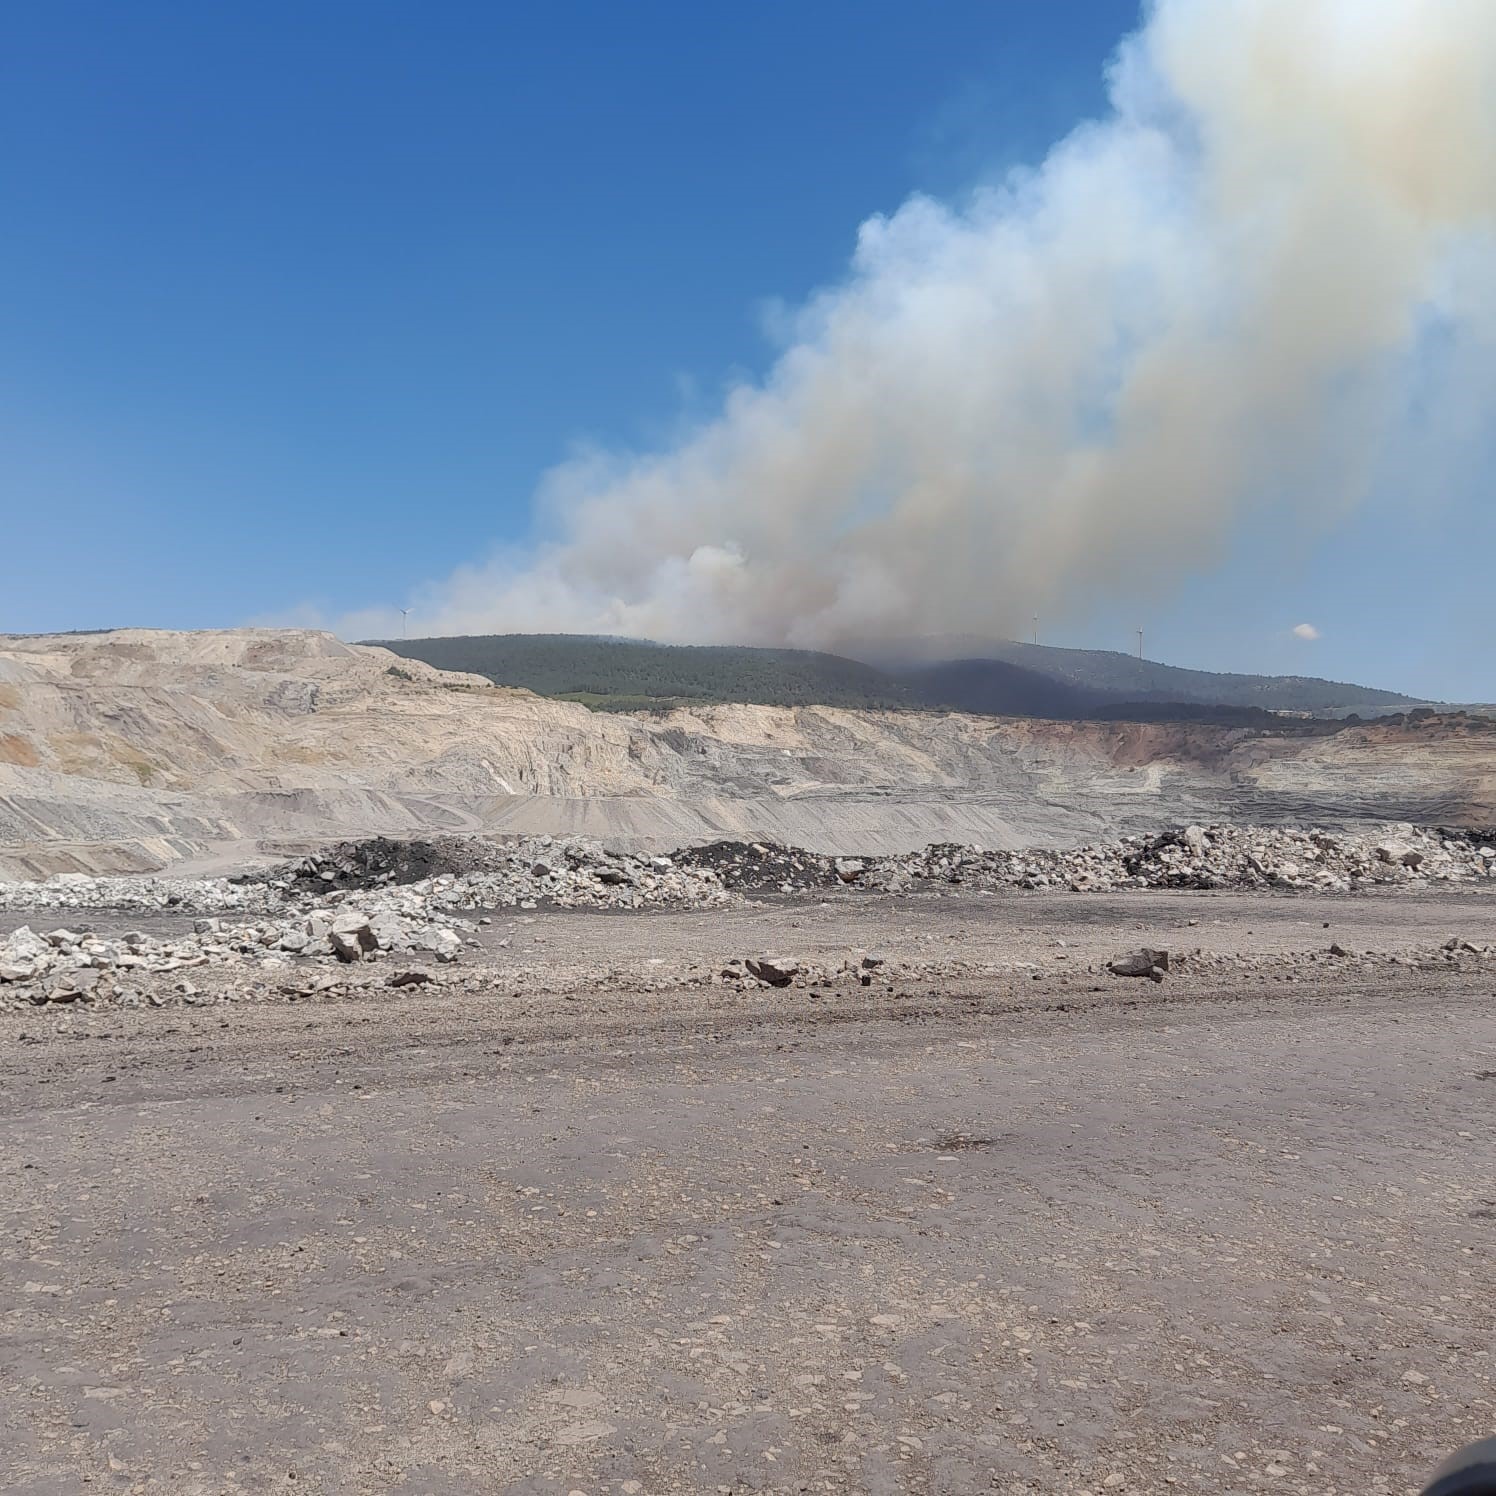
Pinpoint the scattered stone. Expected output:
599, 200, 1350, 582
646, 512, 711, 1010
39, 968, 100, 1004
0, 820, 1491, 1017
1108, 950, 1168, 981
425, 928, 462, 962
1443, 936, 1484, 955
387, 970, 432, 988
745, 956, 801, 987
329, 930, 368, 962
6, 927, 50, 963
329, 911, 375, 938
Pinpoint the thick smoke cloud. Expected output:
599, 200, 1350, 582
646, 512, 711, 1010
349, 0, 1496, 648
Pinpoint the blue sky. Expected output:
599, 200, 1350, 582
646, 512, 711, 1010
2, 1, 1490, 700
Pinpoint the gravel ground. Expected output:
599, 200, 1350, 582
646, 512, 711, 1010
1, 888, 1493, 1495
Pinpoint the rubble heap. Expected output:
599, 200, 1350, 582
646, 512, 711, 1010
1, 826, 1491, 926
0, 836, 731, 915
277, 836, 492, 892
0, 903, 469, 1010
0, 835, 733, 1010
866, 824, 1496, 893
347, 841, 730, 914
0, 873, 282, 916
672, 841, 844, 893
0, 824, 1491, 1013
638, 823, 1496, 896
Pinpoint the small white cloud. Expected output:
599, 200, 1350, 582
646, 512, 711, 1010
1292, 622, 1321, 641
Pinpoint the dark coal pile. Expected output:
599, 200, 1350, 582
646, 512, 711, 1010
277, 837, 492, 892
1437, 825, 1496, 850
672, 840, 839, 893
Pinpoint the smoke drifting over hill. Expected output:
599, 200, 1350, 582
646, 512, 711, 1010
349, 0, 1496, 648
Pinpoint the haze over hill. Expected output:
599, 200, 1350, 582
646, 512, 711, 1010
849, 636, 1431, 716
374, 633, 1431, 722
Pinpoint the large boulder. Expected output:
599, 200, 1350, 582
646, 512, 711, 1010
1108, 949, 1169, 981
328, 930, 367, 962
746, 955, 800, 987
413, 927, 462, 962
328, 911, 379, 959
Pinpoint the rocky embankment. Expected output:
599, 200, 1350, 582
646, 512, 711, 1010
0, 824, 1493, 1015
681, 822, 1496, 893
0, 836, 729, 1012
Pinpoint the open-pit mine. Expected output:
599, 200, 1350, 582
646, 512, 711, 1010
2, 628, 1493, 1494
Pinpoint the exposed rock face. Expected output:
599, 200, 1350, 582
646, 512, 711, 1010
1, 629, 1493, 876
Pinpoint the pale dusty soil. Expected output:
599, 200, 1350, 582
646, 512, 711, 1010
1, 889, 1494, 1495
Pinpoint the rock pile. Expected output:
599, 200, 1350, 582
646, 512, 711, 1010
864, 824, 1496, 894
399, 841, 729, 913
657, 824, 1496, 897
0, 836, 730, 915
277, 836, 490, 892
672, 841, 840, 893
0, 903, 471, 1009
0, 873, 282, 916
0, 835, 734, 1011
721, 951, 888, 990
0, 825, 1490, 987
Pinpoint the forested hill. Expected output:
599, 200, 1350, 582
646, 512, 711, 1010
368, 632, 1437, 721
370, 634, 916, 711
853, 636, 1426, 715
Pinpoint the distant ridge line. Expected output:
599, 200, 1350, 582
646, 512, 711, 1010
367, 632, 1440, 722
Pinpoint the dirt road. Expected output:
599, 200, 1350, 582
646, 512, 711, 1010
2, 890, 1494, 1494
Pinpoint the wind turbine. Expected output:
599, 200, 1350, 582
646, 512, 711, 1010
399, 608, 410, 639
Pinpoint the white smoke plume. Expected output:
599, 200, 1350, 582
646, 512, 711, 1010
349, 0, 1496, 648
